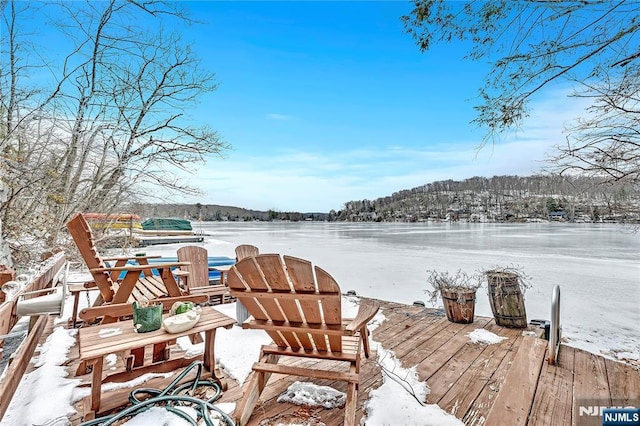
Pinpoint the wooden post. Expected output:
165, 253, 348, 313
0, 266, 16, 355
0, 265, 16, 304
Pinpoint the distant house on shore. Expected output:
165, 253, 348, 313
549, 211, 567, 221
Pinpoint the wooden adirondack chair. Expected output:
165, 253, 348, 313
227, 254, 380, 426
176, 246, 231, 304
66, 212, 205, 324
233, 244, 259, 322
234, 244, 259, 261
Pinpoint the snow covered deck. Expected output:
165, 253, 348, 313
216, 302, 638, 426
13, 300, 624, 425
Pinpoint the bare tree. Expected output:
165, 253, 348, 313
548, 68, 640, 185
402, 1, 640, 186
1, 0, 229, 262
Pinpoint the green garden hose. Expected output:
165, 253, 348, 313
79, 360, 235, 426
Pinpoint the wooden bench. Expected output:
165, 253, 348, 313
77, 306, 236, 420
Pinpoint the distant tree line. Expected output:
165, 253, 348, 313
332, 175, 639, 223
127, 203, 329, 222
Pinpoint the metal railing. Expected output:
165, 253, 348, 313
548, 285, 561, 365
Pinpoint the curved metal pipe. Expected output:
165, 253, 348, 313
548, 285, 561, 365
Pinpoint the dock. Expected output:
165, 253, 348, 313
38, 300, 637, 425
133, 234, 205, 246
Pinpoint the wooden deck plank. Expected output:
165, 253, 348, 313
372, 304, 429, 335
483, 335, 546, 425
438, 327, 521, 420
425, 321, 507, 404
415, 317, 492, 380
389, 316, 460, 368
369, 305, 421, 337
372, 309, 444, 352
572, 348, 612, 426
604, 356, 640, 405
462, 333, 523, 425
529, 345, 575, 426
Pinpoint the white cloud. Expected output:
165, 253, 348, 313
265, 113, 292, 120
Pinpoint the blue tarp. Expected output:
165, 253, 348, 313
114, 256, 235, 280
141, 218, 193, 231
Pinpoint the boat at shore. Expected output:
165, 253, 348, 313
133, 217, 206, 245
83, 213, 143, 231
141, 217, 194, 233
85, 214, 206, 247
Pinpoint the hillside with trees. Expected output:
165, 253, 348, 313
130, 174, 638, 224
332, 175, 639, 223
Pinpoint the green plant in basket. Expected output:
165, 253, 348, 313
174, 301, 195, 315
132, 300, 163, 333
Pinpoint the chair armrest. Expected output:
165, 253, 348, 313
90, 262, 190, 273
174, 270, 189, 277
69, 283, 96, 294
344, 299, 380, 335
102, 255, 162, 261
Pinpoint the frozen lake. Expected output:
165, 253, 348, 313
146, 222, 639, 362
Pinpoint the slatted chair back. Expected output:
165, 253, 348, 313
227, 253, 343, 353
227, 253, 379, 426
234, 244, 259, 261
177, 246, 210, 291
66, 212, 116, 302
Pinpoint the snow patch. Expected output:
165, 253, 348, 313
0, 327, 80, 426
615, 351, 639, 361
363, 345, 463, 425
98, 327, 122, 338
277, 381, 346, 409
120, 406, 191, 426
468, 329, 507, 345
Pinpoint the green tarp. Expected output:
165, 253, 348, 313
141, 218, 193, 231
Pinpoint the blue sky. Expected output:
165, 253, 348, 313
24, 1, 589, 212
174, 1, 587, 212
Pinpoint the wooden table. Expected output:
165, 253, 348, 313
211, 264, 233, 285
77, 307, 236, 418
